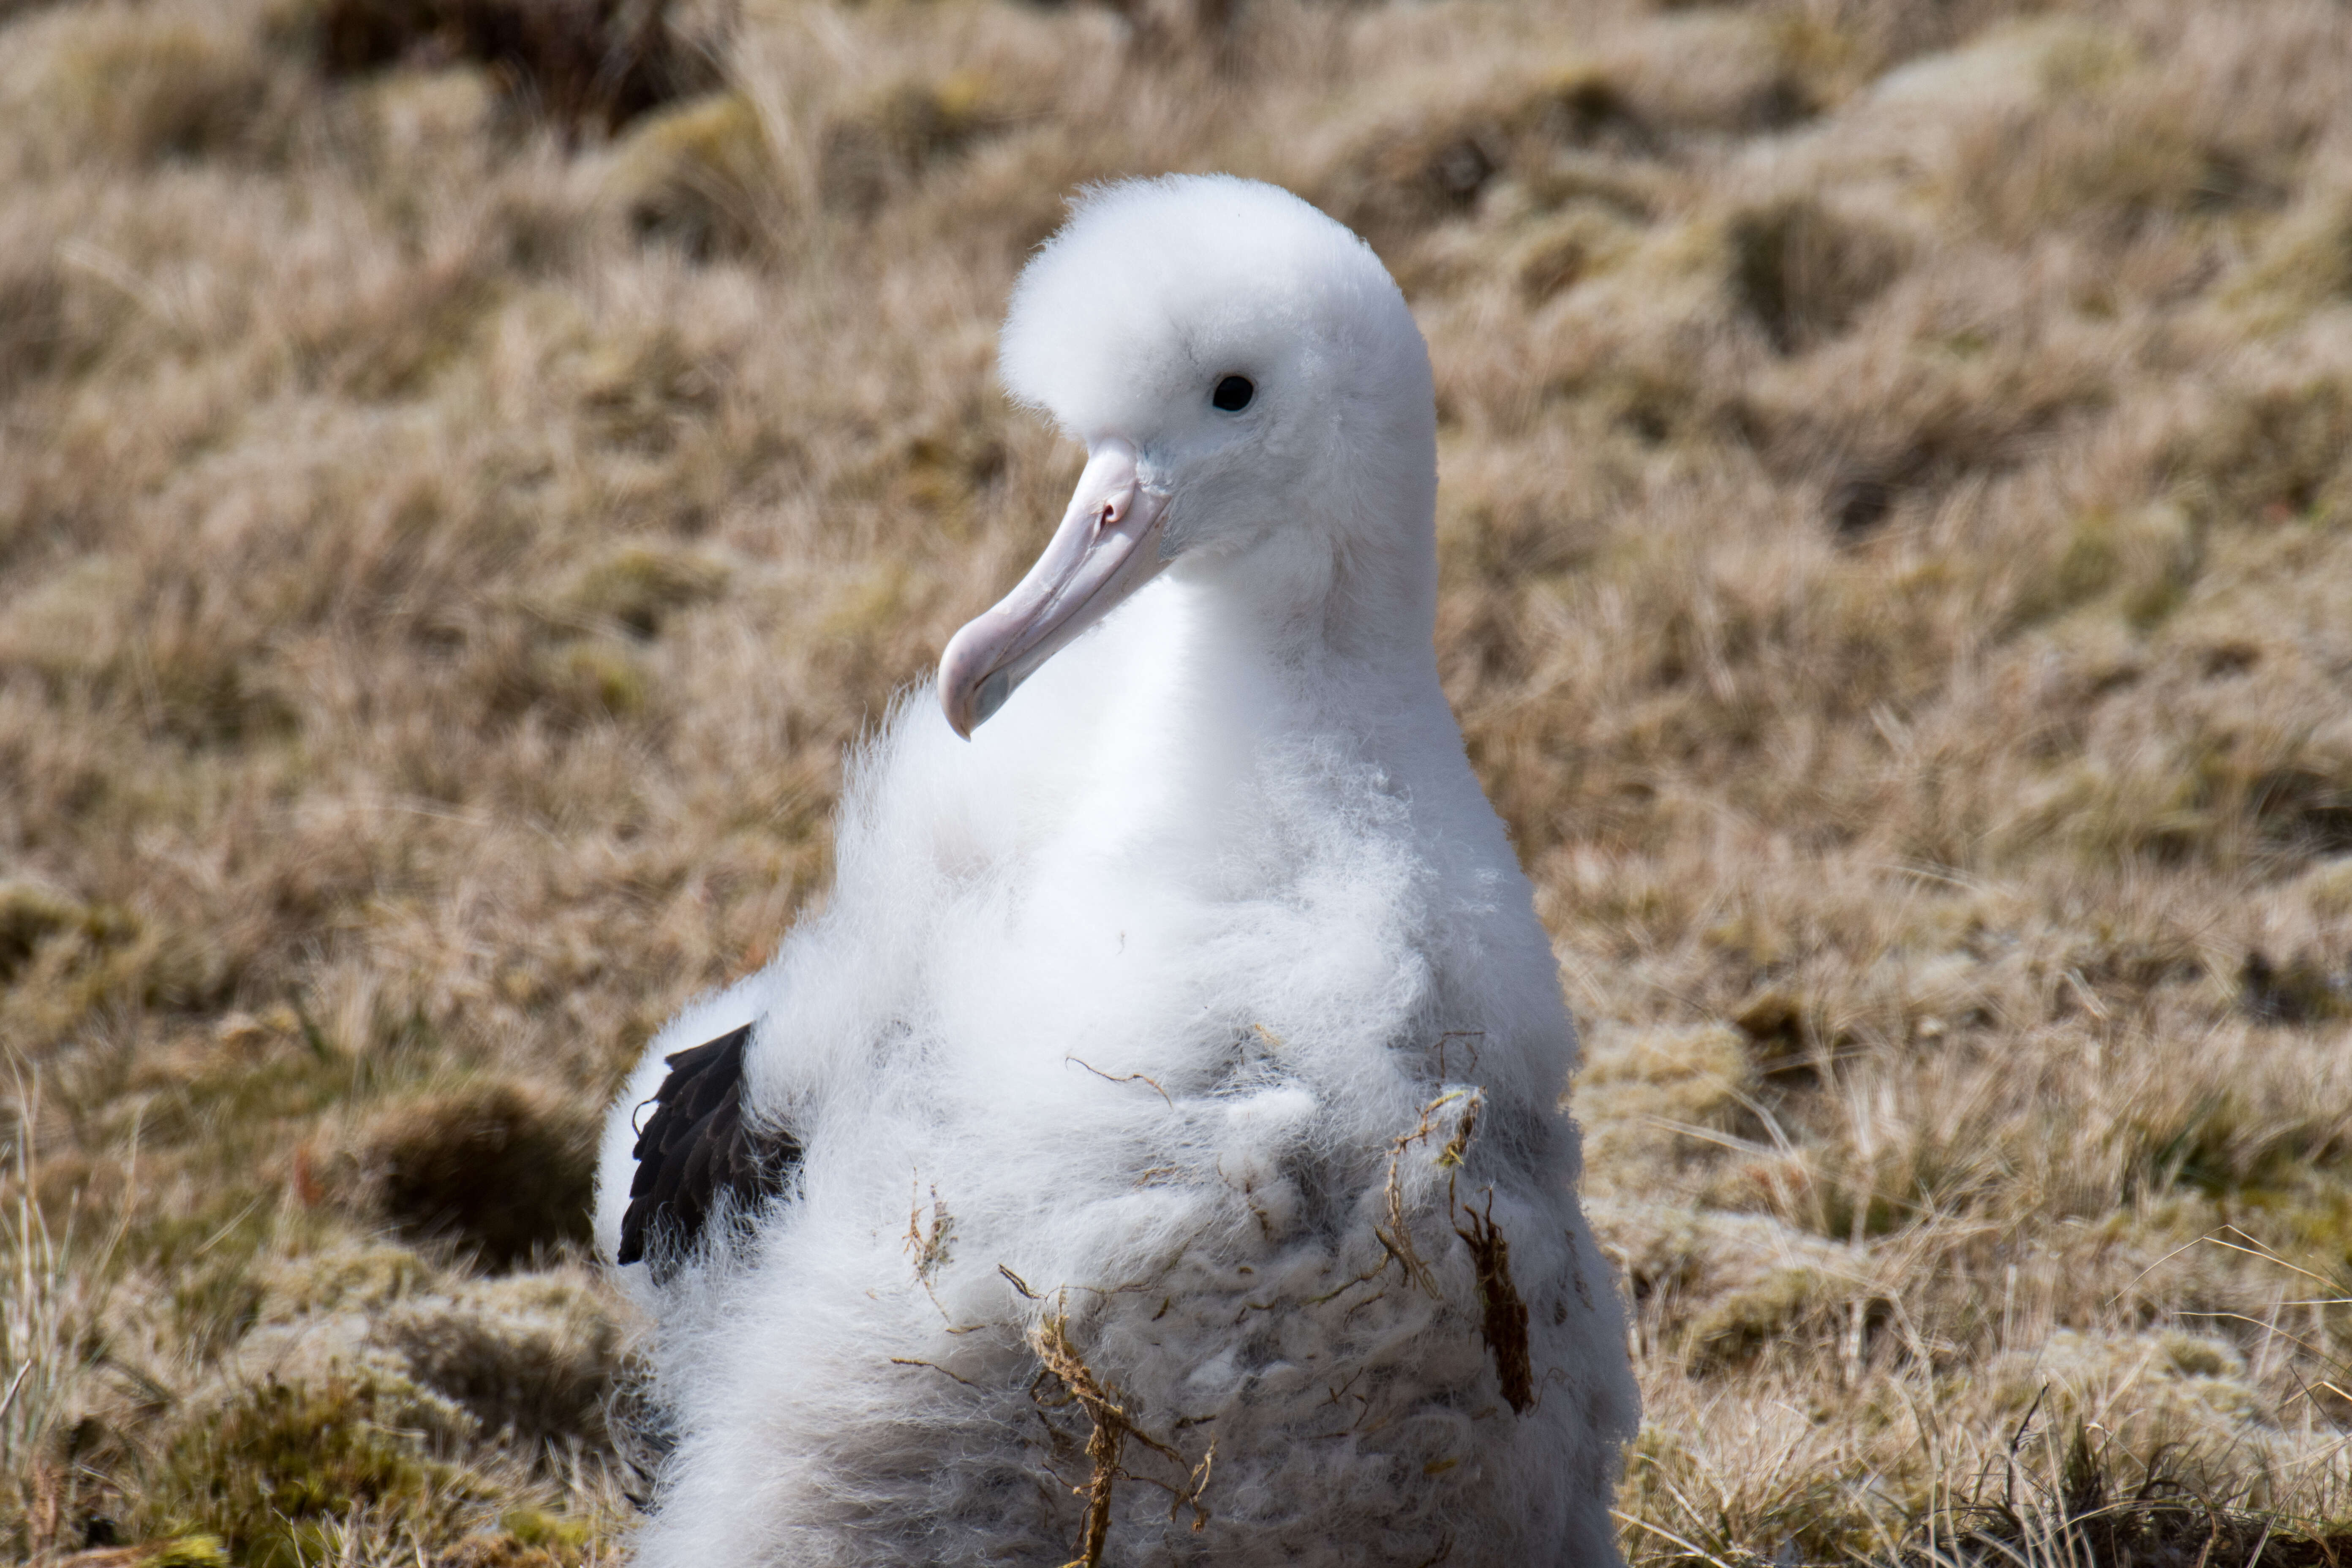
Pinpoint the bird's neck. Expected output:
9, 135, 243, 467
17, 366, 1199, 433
1044, 501, 1456, 874
1174, 493, 1442, 697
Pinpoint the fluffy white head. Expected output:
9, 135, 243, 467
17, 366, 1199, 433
940, 176, 1442, 734
1002, 175, 1435, 568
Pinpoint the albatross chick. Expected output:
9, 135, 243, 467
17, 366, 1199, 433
596, 173, 1639, 1568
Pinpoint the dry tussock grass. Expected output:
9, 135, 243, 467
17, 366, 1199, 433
3, 0, 2352, 1559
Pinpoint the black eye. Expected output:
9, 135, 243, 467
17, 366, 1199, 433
1211, 374, 1255, 412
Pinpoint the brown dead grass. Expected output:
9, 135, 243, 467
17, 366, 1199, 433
1027, 1301, 1210, 1568
4, 0, 2352, 1560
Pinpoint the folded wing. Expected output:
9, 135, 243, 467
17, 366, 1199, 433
616, 1024, 800, 1283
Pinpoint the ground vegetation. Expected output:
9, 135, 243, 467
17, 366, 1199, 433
3, 0, 2352, 1560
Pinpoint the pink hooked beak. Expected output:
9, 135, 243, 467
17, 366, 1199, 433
939, 438, 1172, 738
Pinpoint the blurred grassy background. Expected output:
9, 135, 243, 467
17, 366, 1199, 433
3, 0, 2352, 1561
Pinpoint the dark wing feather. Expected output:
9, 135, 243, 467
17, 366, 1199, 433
616, 1024, 801, 1282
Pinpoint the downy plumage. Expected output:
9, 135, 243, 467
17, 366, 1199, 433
596, 173, 1638, 1567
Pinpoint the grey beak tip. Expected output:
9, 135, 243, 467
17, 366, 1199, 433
972, 670, 1012, 730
